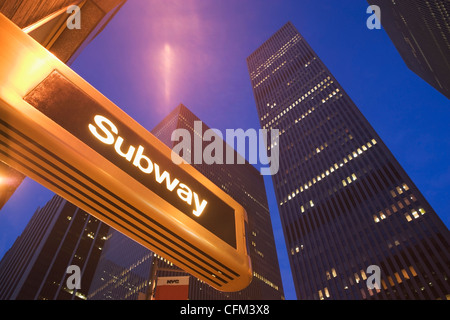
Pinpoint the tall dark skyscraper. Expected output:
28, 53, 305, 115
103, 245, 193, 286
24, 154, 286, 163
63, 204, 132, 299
0, 195, 109, 300
247, 22, 450, 300
367, 0, 450, 99
88, 104, 284, 300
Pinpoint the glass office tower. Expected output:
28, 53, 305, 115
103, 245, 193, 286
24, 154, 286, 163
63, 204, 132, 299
367, 0, 450, 99
247, 22, 450, 300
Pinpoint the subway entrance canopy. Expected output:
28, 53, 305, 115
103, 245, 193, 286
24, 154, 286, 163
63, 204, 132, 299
0, 13, 251, 292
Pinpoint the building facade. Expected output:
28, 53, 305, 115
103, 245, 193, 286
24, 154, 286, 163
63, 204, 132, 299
0, 195, 109, 300
247, 22, 450, 300
88, 104, 285, 300
367, 0, 450, 99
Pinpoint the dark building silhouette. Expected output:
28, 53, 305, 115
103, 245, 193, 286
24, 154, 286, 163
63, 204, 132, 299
247, 22, 450, 299
88, 104, 285, 300
0, 195, 109, 300
367, 0, 450, 99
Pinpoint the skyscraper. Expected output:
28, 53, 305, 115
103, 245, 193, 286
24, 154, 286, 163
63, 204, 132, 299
88, 104, 284, 300
247, 22, 450, 300
0, 195, 109, 300
367, 0, 450, 99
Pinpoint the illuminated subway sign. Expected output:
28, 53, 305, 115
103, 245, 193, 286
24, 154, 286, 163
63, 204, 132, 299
88, 115, 208, 217
0, 14, 251, 292
24, 71, 236, 249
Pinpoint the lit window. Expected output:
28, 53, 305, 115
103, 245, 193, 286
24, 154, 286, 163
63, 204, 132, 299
318, 290, 324, 300
409, 266, 418, 277
332, 268, 337, 277
394, 272, 402, 284
361, 270, 367, 280
401, 269, 410, 280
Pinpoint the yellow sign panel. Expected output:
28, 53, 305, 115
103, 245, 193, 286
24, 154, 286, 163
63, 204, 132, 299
0, 13, 251, 292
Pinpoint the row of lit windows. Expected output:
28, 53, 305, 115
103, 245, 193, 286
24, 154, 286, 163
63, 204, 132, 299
265, 89, 344, 135
250, 34, 301, 81
254, 73, 271, 89
262, 76, 333, 129
342, 173, 358, 187
253, 271, 279, 291
390, 183, 409, 197
405, 208, 426, 221
253, 60, 288, 89
63, 287, 87, 300
291, 244, 304, 254
179, 115, 202, 139
317, 265, 419, 299
383, 266, 418, 289
255, 249, 265, 258
280, 139, 377, 206
372, 183, 426, 223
